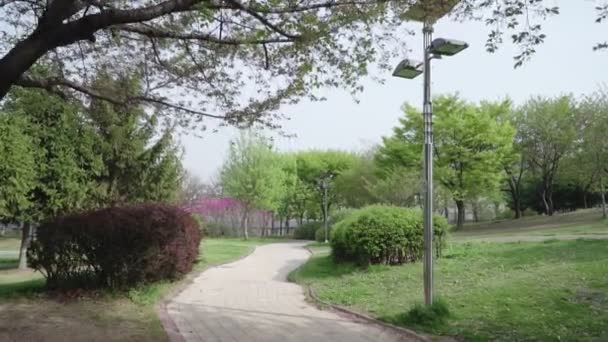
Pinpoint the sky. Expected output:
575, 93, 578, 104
181, 0, 608, 181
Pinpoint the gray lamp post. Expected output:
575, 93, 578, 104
318, 171, 335, 243
393, 0, 468, 306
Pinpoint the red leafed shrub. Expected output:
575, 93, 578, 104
28, 204, 202, 290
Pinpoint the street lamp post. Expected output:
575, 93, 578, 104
318, 172, 335, 244
393, 0, 468, 306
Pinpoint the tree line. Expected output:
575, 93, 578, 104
215, 91, 608, 235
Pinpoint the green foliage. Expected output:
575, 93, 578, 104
315, 226, 330, 242
221, 131, 286, 212
0, 114, 37, 222
3, 88, 103, 219
377, 95, 515, 228
329, 208, 355, 226
88, 72, 182, 204
330, 205, 448, 266
294, 221, 322, 240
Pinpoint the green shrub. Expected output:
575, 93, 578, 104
329, 208, 355, 226
294, 221, 321, 240
330, 205, 448, 265
315, 226, 330, 242
404, 298, 450, 330
523, 208, 538, 217
28, 204, 202, 290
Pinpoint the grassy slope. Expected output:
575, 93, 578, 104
0, 238, 268, 342
292, 237, 608, 340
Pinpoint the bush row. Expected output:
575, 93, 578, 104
293, 221, 322, 240
330, 205, 448, 266
28, 204, 202, 290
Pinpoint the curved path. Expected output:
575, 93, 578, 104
167, 242, 413, 342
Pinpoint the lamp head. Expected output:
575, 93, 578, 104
392, 59, 424, 79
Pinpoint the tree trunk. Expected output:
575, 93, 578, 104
514, 197, 522, 219
601, 177, 607, 219
583, 192, 588, 209
285, 216, 290, 236
18, 223, 32, 270
271, 214, 275, 236
541, 189, 552, 216
242, 209, 249, 240
472, 202, 479, 223
455, 200, 465, 230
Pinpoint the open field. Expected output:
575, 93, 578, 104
291, 217, 608, 341
0, 238, 271, 342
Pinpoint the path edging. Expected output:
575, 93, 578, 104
155, 244, 261, 342
300, 245, 430, 342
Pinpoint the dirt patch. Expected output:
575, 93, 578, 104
0, 297, 166, 342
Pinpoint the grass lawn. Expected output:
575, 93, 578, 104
291, 239, 608, 341
0, 237, 271, 342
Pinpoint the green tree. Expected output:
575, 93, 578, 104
2, 88, 103, 269
88, 72, 182, 204
0, 113, 37, 269
516, 96, 579, 215
577, 90, 608, 218
377, 95, 515, 229
296, 150, 357, 224
220, 131, 286, 240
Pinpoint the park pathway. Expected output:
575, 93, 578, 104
166, 242, 413, 342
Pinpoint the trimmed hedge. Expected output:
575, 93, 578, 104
330, 205, 448, 266
293, 221, 322, 240
28, 204, 202, 290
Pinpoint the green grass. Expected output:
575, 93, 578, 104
291, 239, 608, 341
0, 237, 20, 250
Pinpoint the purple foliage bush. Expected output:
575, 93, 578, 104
28, 204, 202, 290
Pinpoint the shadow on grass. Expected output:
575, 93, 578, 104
0, 277, 45, 299
290, 254, 360, 282
0, 258, 18, 270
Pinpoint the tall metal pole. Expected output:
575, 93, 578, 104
422, 21, 434, 306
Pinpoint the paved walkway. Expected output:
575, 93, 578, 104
167, 242, 412, 342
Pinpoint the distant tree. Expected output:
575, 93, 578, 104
220, 131, 286, 240
296, 150, 357, 224
377, 95, 515, 229
578, 90, 608, 218
179, 171, 207, 205
516, 96, 579, 215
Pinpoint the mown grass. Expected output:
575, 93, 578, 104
291, 239, 608, 341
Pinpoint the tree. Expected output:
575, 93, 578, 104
2, 88, 103, 269
0, 1, 598, 126
0, 114, 37, 270
179, 171, 207, 205
377, 95, 515, 229
517, 96, 579, 215
296, 150, 357, 223
577, 90, 608, 218
220, 131, 286, 239
88, 72, 183, 204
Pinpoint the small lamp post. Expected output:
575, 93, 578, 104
318, 171, 335, 243
393, 0, 468, 306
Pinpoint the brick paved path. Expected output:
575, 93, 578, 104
167, 242, 412, 342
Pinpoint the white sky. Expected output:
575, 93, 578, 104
181, 0, 608, 181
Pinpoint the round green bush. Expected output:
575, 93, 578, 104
330, 205, 448, 266
28, 204, 202, 290
293, 221, 321, 240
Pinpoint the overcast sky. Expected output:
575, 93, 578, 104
181, 0, 608, 181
